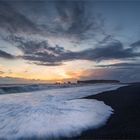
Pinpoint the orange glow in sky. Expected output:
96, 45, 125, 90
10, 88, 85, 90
0, 58, 124, 82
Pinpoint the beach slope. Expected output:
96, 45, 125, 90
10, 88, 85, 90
74, 83, 140, 139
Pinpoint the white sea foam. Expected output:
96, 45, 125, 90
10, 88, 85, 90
0, 84, 124, 139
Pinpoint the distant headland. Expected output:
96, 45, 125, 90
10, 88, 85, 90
77, 79, 120, 84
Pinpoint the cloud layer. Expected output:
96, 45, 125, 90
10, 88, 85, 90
0, 0, 140, 82
0, 50, 15, 59
0, 1, 139, 66
7, 35, 140, 66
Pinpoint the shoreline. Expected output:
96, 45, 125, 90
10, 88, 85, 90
0, 83, 139, 139
69, 83, 140, 139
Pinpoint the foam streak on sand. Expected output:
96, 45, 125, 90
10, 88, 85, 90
0, 84, 123, 139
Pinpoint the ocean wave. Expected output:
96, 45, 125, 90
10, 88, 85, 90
0, 84, 124, 139
0, 84, 76, 94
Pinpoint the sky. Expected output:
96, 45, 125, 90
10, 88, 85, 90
0, 0, 140, 83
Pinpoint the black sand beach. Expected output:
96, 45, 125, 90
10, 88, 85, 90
70, 83, 140, 139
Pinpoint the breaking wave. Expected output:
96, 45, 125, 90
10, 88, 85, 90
0, 84, 75, 94
0, 84, 123, 139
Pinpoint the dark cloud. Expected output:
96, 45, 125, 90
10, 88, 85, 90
33, 62, 62, 66
2, 0, 103, 40
77, 40, 140, 61
131, 40, 140, 48
54, 1, 99, 38
0, 0, 140, 82
0, 50, 15, 59
0, 1, 39, 35
96, 62, 140, 68
8, 36, 140, 66
0, 1, 140, 67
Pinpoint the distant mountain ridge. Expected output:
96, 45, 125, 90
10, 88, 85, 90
77, 80, 120, 84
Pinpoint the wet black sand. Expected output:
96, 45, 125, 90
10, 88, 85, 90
71, 83, 140, 139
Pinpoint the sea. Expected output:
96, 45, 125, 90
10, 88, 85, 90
0, 83, 124, 139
